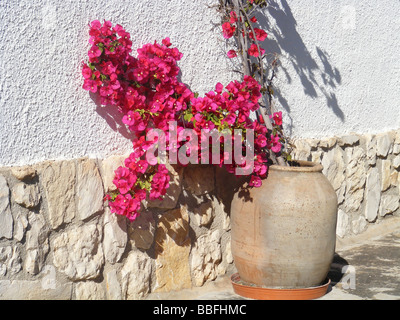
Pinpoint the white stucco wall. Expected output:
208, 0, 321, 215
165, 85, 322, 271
0, 0, 399, 166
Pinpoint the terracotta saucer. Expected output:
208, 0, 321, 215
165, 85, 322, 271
231, 273, 331, 300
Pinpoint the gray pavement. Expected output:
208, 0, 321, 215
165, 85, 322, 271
147, 216, 400, 300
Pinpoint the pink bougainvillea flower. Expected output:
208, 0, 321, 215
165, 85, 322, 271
249, 175, 262, 188
250, 16, 257, 23
82, 64, 92, 79
88, 45, 102, 59
222, 22, 236, 39
254, 28, 268, 41
229, 11, 238, 24
162, 37, 172, 47
272, 111, 283, 126
248, 43, 265, 57
270, 134, 282, 153
109, 193, 140, 221
227, 49, 237, 58
90, 20, 102, 29
82, 79, 98, 93
113, 166, 137, 195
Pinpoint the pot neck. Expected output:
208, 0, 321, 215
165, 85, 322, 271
270, 160, 323, 173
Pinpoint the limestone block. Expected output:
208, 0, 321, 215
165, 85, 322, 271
25, 212, 50, 275
12, 182, 40, 208
351, 216, 368, 235
376, 132, 393, 158
129, 210, 155, 250
154, 207, 191, 292
191, 230, 222, 287
321, 147, 346, 205
183, 165, 214, 196
52, 223, 104, 281
319, 137, 337, 149
379, 195, 400, 217
105, 269, 122, 300
344, 147, 366, 212
10, 166, 37, 181
338, 134, 360, 147
41, 160, 76, 229
193, 198, 214, 227
365, 134, 377, 166
393, 132, 400, 155
364, 167, 381, 222
0, 175, 13, 240
100, 154, 126, 193
120, 249, 152, 300
321, 147, 346, 196
13, 210, 28, 242
75, 281, 106, 300
76, 158, 104, 221
0, 280, 72, 300
336, 209, 350, 238
103, 208, 127, 264
0, 246, 22, 276
381, 160, 392, 192
292, 140, 311, 161
393, 155, 400, 169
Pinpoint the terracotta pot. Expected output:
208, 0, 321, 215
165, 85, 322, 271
231, 160, 338, 289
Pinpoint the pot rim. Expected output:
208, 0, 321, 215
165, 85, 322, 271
270, 160, 323, 173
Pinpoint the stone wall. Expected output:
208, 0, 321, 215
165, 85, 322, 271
1, 129, 399, 299
292, 129, 400, 238
0, 157, 237, 299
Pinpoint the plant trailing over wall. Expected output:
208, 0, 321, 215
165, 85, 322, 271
217, 0, 290, 166
82, 11, 287, 221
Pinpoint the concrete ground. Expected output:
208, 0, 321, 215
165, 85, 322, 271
147, 216, 400, 300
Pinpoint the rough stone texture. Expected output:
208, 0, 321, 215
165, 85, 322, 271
376, 132, 393, 158
52, 223, 104, 281
120, 249, 152, 300
336, 209, 350, 238
105, 269, 122, 300
13, 210, 28, 242
366, 134, 377, 166
10, 166, 37, 181
1, 128, 400, 299
338, 134, 360, 147
0, 175, 13, 239
12, 182, 40, 209
381, 160, 392, 192
191, 230, 222, 287
100, 154, 126, 193
103, 208, 127, 264
154, 207, 192, 292
321, 147, 346, 204
0, 280, 73, 300
76, 158, 104, 221
379, 195, 400, 217
41, 160, 76, 229
183, 165, 215, 196
364, 167, 381, 222
344, 147, 366, 213
0, 246, 22, 276
75, 281, 106, 300
128, 210, 155, 250
25, 212, 50, 275
193, 198, 214, 227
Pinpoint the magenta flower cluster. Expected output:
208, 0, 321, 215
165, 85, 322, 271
82, 20, 283, 221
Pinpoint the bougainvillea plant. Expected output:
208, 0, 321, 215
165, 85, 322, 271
82, 10, 286, 221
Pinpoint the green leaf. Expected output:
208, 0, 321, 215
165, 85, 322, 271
184, 112, 193, 122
